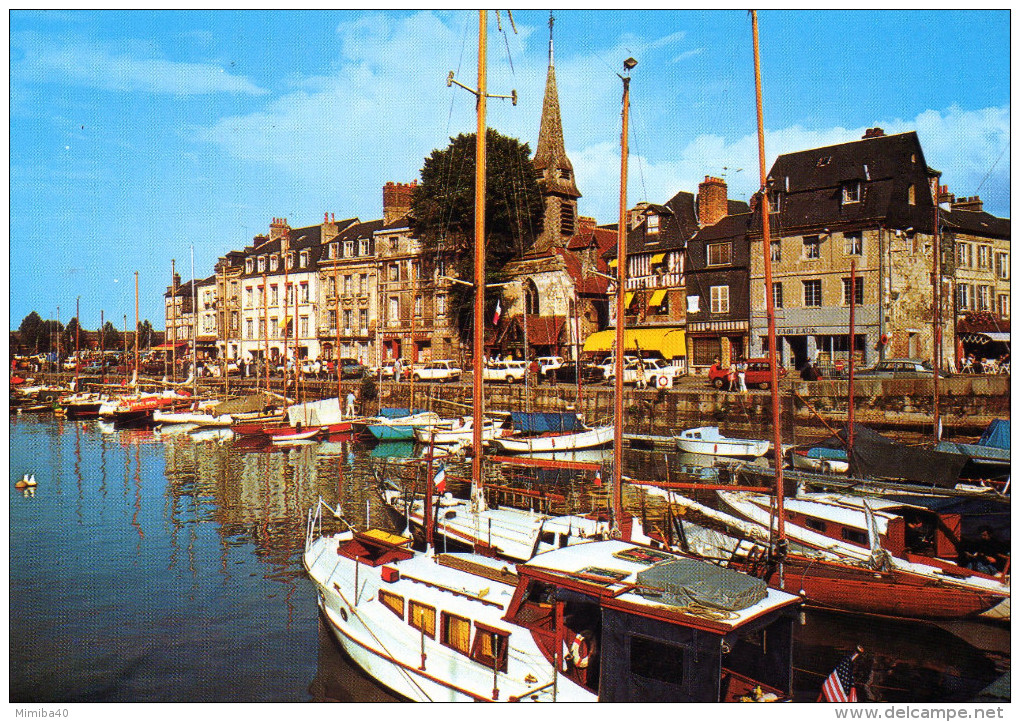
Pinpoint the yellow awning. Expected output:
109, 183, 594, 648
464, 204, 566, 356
648, 289, 667, 307
650, 252, 666, 265
582, 327, 687, 359
624, 292, 636, 308
608, 258, 618, 268
279, 316, 292, 330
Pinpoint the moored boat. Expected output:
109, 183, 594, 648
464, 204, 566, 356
486, 412, 612, 454
675, 427, 770, 459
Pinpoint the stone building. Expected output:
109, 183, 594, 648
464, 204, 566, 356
748, 128, 954, 371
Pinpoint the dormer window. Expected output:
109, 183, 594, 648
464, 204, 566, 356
285, 252, 294, 270
344, 240, 354, 257
842, 182, 861, 204
245, 259, 254, 274
257, 256, 266, 273
270, 254, 279, 271
328, 242, 338, 259
646, 214, 660, 234
359, 239, 370, 256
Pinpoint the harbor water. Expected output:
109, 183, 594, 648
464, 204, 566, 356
9, 415, 1009, 703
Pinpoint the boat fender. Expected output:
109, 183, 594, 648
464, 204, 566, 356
569, 631, 596, 669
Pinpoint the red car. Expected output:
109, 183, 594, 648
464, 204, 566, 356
708, 358, 787, 390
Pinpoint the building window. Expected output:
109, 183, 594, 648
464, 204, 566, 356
390, 236, 399, 251
328, 242, 338, 260
344, 240, 354, 257
977, 285, 990, 311
342, 275, 351, 296
389, 296, 399, 322
299, 316, 308, 338
299, 250, 308, 268
359, 308, 368, 331
997, 294, 1009, 319
359, 239, 370, 256
270, 285, 278, 306
768, 189, 781, 212
692, 337, 722, 366
525, 279, 540, 316
285, 252, 294, 270
230, 311, 238, 332
646, 214, 659, 234
440, 612, 472, 655
245, 259, 254, 274
957, 284, 971, 311
286, 284, 293, 305
908, 184, 916, 205
842, 277, 864, 306
327, 309, 337, 331
842, 181, 861, 204
772, 282, 783, 309
995, 252, 1009, 279
269, 317, 278, 339
770, 241, 781, 263
246, 319, 253, 339
257, 256, 266, 273
270, 254, 279, 272
844, 232, 863, 256
408, 601, 436, 638
436, 294, 447, 317
709, 285, 730, 314
343, 309, 352, 330
245, 286, 253, 307
258, 318, 266, 338
328, 276, 336, 296
707, 242, 732, 267
415, 294, 423, 318
389, 264, 399, 282
956, 243, 972, 268
977, 245, 991, 269
359, 274, 367, 294
803, 279, 822, 307
803, 236, 821, 260
300, 283, 309, 303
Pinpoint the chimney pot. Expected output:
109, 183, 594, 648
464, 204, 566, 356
697, 176, 728, 228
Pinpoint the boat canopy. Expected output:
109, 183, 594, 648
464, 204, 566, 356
634, 557, 767, 611
582, 327, 686, 359
822, 424, 968, 488
378, 407, 425, 419
977, 419, 1010, 450
510, 411, 582, 434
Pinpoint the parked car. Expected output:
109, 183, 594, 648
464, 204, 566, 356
548, 361, 604, 385
596, 355, 639, 381
535, 356, 564, 379
854, 358, 948, 379
624, 358, 680, 388
338, 358, 367, 379
708, 358, 788, 390
412, 360, 462, 383
482, 360, 528, 384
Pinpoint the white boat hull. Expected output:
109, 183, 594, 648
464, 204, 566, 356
675, 427, 769, 459
487, 424, 613, 454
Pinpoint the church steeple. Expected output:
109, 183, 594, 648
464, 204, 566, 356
533, 12, 580, 251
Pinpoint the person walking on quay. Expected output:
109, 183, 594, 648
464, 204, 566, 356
346, 390, 356, 418
735, 357, 748, 394
393, 358, 402, 383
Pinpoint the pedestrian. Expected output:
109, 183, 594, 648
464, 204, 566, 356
393, 358, 402, 382
736, 357, 748, 393
346, 390, 356, 418
800, 360, 820, 381
959, 526, 1008, 575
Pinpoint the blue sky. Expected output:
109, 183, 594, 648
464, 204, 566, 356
9, 9, 1010, 330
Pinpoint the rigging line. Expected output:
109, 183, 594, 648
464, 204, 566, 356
495, 10, 517, 76
974, 138, 1009, 195
629, 102, 650, 204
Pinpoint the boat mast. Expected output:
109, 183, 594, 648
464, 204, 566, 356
75, 296, 80, 386
262, 271, 269, 396
171, 259, 177, 384
134, 271, 140, 385
932, 174, 942, 443
191, 244, 198, 398
848, 259, 856, 454
752, 10, 786, 580
471, 9, 488, 510
612, 56, 636, 536
282, 229, 290, 401
334, 239, 341, 403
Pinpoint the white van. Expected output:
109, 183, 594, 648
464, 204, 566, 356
482, 360, 528, 384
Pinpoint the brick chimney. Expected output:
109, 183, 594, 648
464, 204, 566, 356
269, 217, 290, 242
952, 195, 984, 212
863, 127, 886, 139
383, 181, 417, 225
697, 176, 728, 228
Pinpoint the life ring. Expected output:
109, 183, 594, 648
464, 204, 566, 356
569, 631, 595, 669
656, 375, 669, 389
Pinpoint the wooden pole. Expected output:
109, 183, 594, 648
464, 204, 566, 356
752, 10, 785, 579
171, 259, 177, 384
471, 9, 488, 506
262, 271, 269, 396
932, 175, 942, 443
848, 258, 856, 454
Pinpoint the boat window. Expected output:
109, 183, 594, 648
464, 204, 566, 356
409, 601, 436, 638
539, 530, 557, 546
379, 590, 404, 620
471, 623, 509, 672
559, 533, 570, 548
841, 528, 868, 546
629, 635, 684, 686
440, 612, 472, 655
804, 518, 827, 532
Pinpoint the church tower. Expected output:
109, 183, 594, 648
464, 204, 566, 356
532, 13, 581, 252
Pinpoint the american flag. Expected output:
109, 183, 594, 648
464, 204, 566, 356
433, 463, 447, 495
819, 648, 860, 702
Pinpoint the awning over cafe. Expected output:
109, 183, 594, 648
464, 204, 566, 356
582, 327, 687, 358
648, 289, 668, 307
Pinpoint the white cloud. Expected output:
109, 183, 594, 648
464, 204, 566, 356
11, 30, 266, 95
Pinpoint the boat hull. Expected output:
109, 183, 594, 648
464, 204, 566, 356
487, 425, 613, 454
675, 432, 770, 459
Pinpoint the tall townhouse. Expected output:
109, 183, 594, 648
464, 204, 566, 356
375, 182, 462, 366
164, 273, 194, 357
941, 192, 1010, 361
214, 250, 246, 362
194, 275, 218, 361
749, 128, 953, 371
236, 217, 334, 365
319, 216, 381, 366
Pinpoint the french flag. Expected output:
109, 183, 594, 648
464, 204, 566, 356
492, 299, 502, 325
433, 463, 447, 494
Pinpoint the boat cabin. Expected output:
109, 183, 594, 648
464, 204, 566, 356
505, 541, 797, 702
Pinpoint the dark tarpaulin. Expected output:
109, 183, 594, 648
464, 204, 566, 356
510, 411, 582, 434
378, 407, 426, 419
817, 424, 968, 488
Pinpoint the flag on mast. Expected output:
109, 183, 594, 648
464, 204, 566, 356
433, 463, 447, 495
492, 299, 502, 325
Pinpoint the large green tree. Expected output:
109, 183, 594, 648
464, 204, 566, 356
101, 321, 120, 350
410, 129, 544, 338
18, 311, 44, 353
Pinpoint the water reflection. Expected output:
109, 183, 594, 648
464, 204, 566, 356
8, 416, 1009, 703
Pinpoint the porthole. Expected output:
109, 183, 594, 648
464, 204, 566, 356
340, 608, 348, 622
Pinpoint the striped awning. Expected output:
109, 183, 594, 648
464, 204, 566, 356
648, 289, 668, 307
960, 331, 1010, 345
624, 292, 636, 308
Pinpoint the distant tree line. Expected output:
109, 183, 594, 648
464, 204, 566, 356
14, 311, 156, 354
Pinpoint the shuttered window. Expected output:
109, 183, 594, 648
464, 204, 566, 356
409, 601, 436, 638
440, 612, 472, 655
379, 590, 404, 620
